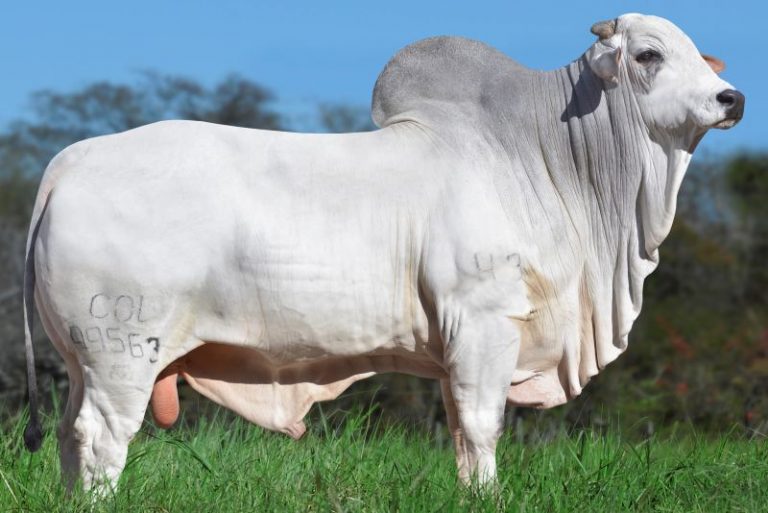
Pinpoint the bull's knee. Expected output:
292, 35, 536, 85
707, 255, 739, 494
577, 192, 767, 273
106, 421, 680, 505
459, 409, 503, 450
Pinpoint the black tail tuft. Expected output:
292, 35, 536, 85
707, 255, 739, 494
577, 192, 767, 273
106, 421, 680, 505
24, 418, 43, 452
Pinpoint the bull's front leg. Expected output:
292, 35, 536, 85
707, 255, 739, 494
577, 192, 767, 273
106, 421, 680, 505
441, 309, 520, 486
440, 379, 470, 481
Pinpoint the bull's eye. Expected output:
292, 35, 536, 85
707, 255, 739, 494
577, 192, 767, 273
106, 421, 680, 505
635, 50, 662, 64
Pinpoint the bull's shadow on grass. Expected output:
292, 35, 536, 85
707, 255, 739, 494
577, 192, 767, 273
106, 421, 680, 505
0, 404, 766, 513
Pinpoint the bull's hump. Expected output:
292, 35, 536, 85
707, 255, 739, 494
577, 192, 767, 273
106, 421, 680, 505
371, 36, 530, 128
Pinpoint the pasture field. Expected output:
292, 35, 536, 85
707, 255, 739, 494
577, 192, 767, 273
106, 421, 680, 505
0, 408, 766, 512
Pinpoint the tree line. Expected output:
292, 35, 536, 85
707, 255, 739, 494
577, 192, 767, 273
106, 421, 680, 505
0, 73, 765, 438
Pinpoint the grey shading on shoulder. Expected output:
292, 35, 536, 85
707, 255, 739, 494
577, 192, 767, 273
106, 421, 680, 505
371, 36, 535, 128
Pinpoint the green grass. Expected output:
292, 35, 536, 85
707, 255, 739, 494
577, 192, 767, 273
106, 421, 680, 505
0, 408, 766, 512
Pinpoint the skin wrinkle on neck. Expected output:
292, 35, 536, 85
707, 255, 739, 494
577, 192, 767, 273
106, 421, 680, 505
487, 52, 681, 374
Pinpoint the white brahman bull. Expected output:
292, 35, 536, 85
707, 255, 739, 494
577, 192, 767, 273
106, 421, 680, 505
22, 13, 743, 492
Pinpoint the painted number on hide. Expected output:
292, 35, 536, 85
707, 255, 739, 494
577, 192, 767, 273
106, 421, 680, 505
146, 337, 159, 363
69, 325, 160, 361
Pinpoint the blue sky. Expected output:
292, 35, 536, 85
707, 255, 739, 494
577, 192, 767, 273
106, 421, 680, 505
0, 1, 763, 154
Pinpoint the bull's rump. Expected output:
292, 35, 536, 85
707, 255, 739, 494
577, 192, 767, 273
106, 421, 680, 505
36, 120, 433, 364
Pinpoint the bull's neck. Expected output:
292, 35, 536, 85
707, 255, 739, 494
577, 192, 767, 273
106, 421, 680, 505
556, 57, 691, 343
491, 56, 693, 360
571, 61, 692, 246
553, 57, 691, 259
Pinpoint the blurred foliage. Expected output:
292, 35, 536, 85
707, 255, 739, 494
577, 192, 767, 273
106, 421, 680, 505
725, 154, 768, 304
319, 103, 376, 133
0, 74, 765, 438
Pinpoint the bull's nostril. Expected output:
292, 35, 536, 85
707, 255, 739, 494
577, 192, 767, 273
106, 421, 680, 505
716, 89, 739, 106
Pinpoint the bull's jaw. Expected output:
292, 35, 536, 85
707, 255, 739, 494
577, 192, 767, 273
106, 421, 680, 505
683, 113, 741, 154
687, 109, 743, 152
712, 118, 740, 129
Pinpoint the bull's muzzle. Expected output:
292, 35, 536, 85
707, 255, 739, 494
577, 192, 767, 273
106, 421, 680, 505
714, 88, 745, 128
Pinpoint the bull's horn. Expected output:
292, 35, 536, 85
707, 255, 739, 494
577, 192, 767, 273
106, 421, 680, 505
590, 19, 616, 40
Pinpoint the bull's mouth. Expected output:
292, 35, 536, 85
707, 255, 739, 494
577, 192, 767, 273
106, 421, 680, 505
712, 117, 741, 129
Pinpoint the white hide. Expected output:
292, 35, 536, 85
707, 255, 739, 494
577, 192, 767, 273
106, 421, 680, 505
24, 13, 741, 492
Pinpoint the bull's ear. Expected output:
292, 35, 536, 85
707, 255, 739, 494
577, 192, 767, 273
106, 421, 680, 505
588, 45, 622, 84
702, 54, 725, 74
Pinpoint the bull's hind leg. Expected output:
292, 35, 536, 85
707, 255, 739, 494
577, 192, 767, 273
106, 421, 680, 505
47, 303, 192, 494
56, 352, 85, 491
43, 318, 154, 494
444, 314, 520, 485
59, 367, 156, 495
35, 298, 89, 492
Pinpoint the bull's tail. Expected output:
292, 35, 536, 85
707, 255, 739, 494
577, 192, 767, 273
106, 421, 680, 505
22, 192, 52, 452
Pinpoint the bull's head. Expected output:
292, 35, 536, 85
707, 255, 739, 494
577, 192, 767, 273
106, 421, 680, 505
586, 13, 744, 148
